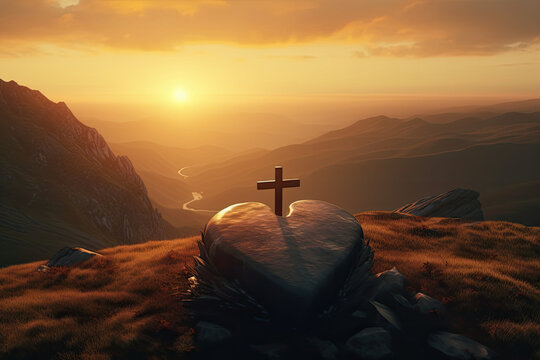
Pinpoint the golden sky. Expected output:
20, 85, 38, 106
1, 0, 539, 106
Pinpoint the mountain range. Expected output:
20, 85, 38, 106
183, 111, 540, 226
2, 80, 539, 267
89, 96, 540, 228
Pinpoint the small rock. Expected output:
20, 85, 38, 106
428, 331, 494, 359
250, 343, 289, 359
345, 327, 393, 360
304, 337, 338, 360
371, 301, 401, 330
392, 293, 413, 309
415, 293, 445, 315
195, 321, 232, 347
376, 266, 405, 293
45, 247, 102, 267
352, 310, 368, 319
36, 265, 50, 272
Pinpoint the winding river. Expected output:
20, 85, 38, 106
182, 192, 216, 213
177, 166, 192, 179
178, 167, 216, 214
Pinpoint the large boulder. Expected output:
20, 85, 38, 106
203, 200, 365, 324
395, 189, 484, 220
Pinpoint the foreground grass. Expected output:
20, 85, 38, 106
0, 237, 199, 359
0, 214, 538, 359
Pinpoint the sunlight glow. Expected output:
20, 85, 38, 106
173, 88, 189, 102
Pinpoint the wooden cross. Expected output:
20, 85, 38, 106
257, 166, 300, 216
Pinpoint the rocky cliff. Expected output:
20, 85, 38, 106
0, 80, 168, 266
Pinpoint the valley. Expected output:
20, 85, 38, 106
98, 102, 540, 228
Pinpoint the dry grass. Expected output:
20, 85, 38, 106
0, 237, 199, 359
357, 211, 540, 360
0, 215, 539, 359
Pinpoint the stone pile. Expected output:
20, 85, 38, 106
185, 200, 493, 359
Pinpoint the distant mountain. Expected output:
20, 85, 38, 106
0, 80, 173, 267
109, 141, 236, 176
187, 111, 540, 226
449, 98, 540, 114
411, 98, 540, 123
83, 113, 334, 151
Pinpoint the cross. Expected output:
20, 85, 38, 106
257, 166, 300, 216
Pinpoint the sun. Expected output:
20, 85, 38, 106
173, 88, 188, 102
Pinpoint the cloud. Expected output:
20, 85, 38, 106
264, 55, 317, 61
496, 62, 539, 67
0, 0, 539, 57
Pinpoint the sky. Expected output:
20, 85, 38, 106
1, 0, 540, 116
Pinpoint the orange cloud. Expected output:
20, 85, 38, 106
0, 0, 539, 56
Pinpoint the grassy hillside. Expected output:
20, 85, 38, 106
0, 237, 199, 359
0, 216, 538, 359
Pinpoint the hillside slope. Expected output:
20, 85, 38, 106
0, 215, 537, 359
0, 80, 171, 267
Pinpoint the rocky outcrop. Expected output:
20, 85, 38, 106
46, 247, 101, 266
394, 188, 484, 220
0, 79, 168, 266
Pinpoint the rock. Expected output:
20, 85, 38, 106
415, 293, 445, 315
36, 265, 50, 272
428, 331, 494, 359
371, 301, 401, 330
45, 247, 102, 267
250, 343, 289, 359
352, 310, 369, 319
303, 337, 339, 360
195, 321, 232, 347
376, 266, 405, 294
345, 327, 393, 360
395, 188, 484, 220
392, 293, 414, 309
203, 200, 364, 323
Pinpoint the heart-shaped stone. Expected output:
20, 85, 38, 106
203, 200, 364, 323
